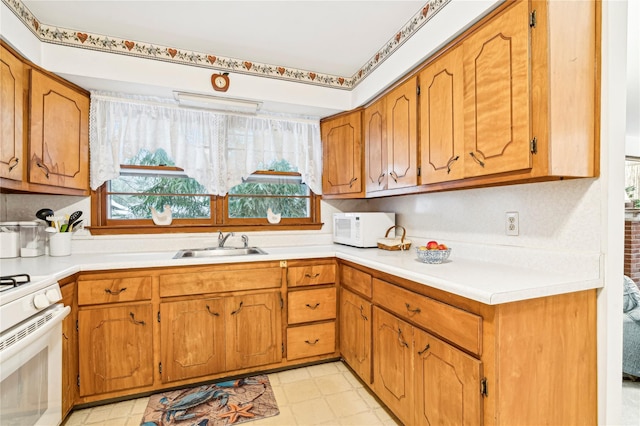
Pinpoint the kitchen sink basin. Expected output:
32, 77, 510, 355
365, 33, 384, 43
173, 247, 267, 259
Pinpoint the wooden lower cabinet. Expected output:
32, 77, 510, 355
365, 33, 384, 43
78, 303, 154, 396
160, 297, 226, 383
339, 287, 372, 384
225, 292, 282, 370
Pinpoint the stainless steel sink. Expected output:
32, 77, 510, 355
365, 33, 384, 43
173, 247, 267, 259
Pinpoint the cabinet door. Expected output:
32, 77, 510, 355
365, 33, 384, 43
419, 46, 465, 184
372, 307, 413, 424
414, 328, 483, 425
463, 0, 531, 178
339, 288, 372, 384
61, 282, 77, 419
385, 78, 418, 190
160, 298, 225, 383
29, 69, 89, 190
321, 110, 363, 196
0, 45, 24, 181
364, 98, 387, 193
78, 304, 153, 396
225, 292, 282, 370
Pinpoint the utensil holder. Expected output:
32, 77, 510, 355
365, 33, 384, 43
49, 232, 72, 257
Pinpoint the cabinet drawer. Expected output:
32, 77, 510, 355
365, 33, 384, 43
288, 287, 336, 324
288, 264, 336, 287
373, 279, 482, 355
287, 322, 336, 360
78, 276, 152, 305
160, 264, 281, 297
340, 265, 372, 298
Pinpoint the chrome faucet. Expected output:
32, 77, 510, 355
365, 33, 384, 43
218, 231, 234, 247
241, 235, 249, 248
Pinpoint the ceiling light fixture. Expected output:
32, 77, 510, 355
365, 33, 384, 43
174, 92, 262, 114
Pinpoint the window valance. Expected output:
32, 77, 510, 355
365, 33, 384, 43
89, 91, 323, 195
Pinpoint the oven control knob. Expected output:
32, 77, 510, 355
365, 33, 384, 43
33, 294, 51, 309
45, 288, 61, 303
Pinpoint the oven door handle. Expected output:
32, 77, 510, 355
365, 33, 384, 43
0, 305, 70, 363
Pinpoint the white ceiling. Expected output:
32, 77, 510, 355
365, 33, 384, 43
21, 0, 426, 78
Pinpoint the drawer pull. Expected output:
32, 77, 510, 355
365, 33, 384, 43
129, 312, 146, 326
305, 303, 320, 310
304, 273, 321, 279
418, 343, 431, 356
36, 161, 50, 179
105, 287, 127, 295
359, 305, 368, 321
349, 177, 358, 188
397, 328, 409, 348
446, 156, 459, 174
405, 303, 421, 314
206, 305, 220, 316
231, 301, 244, 315
469, 152, 485, 167
304, 339, 320, 345
377, 172, 385, 185
8, 157, 19, 172
62, 333, 69, 340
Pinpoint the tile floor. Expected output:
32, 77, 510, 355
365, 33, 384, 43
62, 361, 400, 426
622, 379, 640, 426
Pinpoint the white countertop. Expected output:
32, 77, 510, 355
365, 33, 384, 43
0, 244, 602, 305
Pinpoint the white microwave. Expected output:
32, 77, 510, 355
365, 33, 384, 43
333, 212, 395, 248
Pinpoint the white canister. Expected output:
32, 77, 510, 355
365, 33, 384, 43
19, 221, 45, 257
0, 222, 20, 258
49, 232, 72, 257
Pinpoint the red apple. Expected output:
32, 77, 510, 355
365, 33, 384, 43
437, 243, 448, 250
426, 241, 439, 250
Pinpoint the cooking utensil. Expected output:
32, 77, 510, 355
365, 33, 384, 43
66, 211, 82, 230
45, 226, 58, 233
36, 208, 54, 226
70, 219, 83, 232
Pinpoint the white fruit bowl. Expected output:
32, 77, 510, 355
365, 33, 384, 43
416, 247, 451, 264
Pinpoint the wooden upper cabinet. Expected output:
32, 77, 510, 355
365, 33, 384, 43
29, 69, 89, 190
463, 0, 531, 178
419, 45, 465, 184
385, 77, 418, 189
321, 109, 364, 197
0, 45, 25, 182
364, 97, 387, 193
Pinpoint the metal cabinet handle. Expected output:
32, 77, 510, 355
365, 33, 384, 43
377, 173, 385, 185
231, 301, 244, 315
304, 273, 320, 279
129, 312, 146, 326
105, 287, 127, 295
418, 343, 430, 356
446, 156, 460, 174
36, 162, 50, 179
390, 171, 398, 183
206, 305, 220, 316
348, 177, 358, 188
359, 305, 368, 321
397, 328, 409, 348
62, 332, 69, 340
305, 303, 320, 310
304, 339, 320, 345
8, 157, 19, 172
405, 303, 421, 314
469, 152, 485, 167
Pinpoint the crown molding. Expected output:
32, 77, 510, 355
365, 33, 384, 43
2, 0, 451, 90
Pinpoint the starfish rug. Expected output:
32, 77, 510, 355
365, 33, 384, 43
140, 375, 279, 425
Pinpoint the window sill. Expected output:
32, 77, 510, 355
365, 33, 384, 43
87, 223, 324, 235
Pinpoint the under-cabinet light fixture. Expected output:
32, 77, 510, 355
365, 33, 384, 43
173, 91, 262, 114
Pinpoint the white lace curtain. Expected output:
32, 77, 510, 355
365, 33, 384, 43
89, 91, 323, 195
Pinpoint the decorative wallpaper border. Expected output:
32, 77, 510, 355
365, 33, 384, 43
2, 0, 451, 90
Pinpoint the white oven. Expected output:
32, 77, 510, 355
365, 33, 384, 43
0, 275, 70, 426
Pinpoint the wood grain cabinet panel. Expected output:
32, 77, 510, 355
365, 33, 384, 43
61, 281, 77, 420
78, 303, 153, 396
339, 288, 372, 384
340, 264, 372, 298
0, 45, 24, 182
385, 78, 418, 190
78, 276, 152, 305
321, 109, 364, 197
29, 69, 89, 190
419, 45, 465, 184
364, 97, 387, 193
287, 287, 336, 324
288, 263, 336, 287
160, 298, 226, 383
286, 322, 336, 360
462, 0, 531, 178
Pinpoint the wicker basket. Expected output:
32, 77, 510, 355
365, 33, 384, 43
377, 226, 412, 251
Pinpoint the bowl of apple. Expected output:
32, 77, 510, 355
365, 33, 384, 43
416, 241, 451, 264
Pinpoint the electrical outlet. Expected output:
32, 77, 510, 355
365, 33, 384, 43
505, 212, 519, 236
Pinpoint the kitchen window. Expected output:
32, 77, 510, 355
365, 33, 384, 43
90, 149, 321, 235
